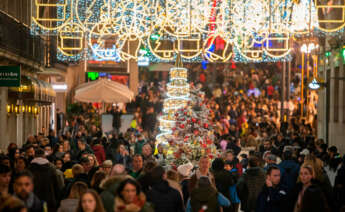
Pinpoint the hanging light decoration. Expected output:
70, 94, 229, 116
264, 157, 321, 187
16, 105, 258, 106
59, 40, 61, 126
30, 0, 343, 63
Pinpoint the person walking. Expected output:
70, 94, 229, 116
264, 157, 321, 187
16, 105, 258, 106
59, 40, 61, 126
256, 166, 288, 212
76, 190, 106, 212
58, 182, 88, 212
187, 176, 230, 212
13, 171, 44, 212
114, 178, 154, 212
146, 166, 184, 212
28, 148, 62, 212
237, 156, 265, 212
288, 165, 330, 212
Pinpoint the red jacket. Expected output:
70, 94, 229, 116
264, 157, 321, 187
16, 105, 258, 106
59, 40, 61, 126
92, 144, 106, 164
267, 85, 274, 96
199, 73, 206, 83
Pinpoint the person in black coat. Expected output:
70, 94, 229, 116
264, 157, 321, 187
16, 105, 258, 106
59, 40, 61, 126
237, 156, 266, 212
334, 156, 345, 212
146, 166, 184, 212
211, 158, 235, 212
226, 138, 241, 156
278, 150, 300, 191
256, 166, 288, 212
112, 107, 122, 134
142, 106, 156, 136
28, 148, 61, 211
298, 185, 331, 212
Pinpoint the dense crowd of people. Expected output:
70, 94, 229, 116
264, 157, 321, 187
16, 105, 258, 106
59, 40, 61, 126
0, 63, 344, 212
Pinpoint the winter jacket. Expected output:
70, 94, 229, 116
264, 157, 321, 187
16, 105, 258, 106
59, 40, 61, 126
334, 165, 345, 211
147, 180, 184, 212
212, 169, 235, 201
188, 186, 230, 212
189, 170, 216, 193
237, 167, 266, 212
278, 160, 300, 191
231, 158, 243, 176
129, 169, 142, 179
287, 180, 334, 212
57, 199, 79, 212
92, 144, 106, 164
114, 153, 132, 170
167, 179, 184, 201
106, 140, 122, 162
142, 113, 156, 132
28, 157, 61, 210
255, 184, 288, 212
324, 164, 341, 187
226, 142, 241, 156
112, 111, 122, 130
134, 140, 146, 155
114, 192, 154, 212
15, 192, 44, 212
181, 179, 190, 205
100, 175, 131, 212
137, 172, 153, 195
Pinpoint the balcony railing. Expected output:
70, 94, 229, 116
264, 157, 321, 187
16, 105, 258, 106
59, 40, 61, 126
0, 10, 45, 65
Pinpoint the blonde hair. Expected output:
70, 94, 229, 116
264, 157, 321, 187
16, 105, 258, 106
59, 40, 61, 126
72, 164, 85, 177
88, 154, 99, 167
303, 155, 323, 182
301, 164, 315, 176
298, 164, 315, 182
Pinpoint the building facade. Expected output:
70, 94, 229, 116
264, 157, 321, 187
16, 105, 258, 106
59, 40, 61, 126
0, 1, 66, 150
317, 37, 345, 154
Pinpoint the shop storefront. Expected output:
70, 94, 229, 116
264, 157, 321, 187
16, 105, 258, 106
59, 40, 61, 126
6, 75, 56, 146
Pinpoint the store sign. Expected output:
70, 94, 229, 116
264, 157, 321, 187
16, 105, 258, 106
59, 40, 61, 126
0, 66, 21, 87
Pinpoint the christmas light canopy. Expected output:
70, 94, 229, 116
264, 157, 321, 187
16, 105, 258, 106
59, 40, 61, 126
31, 0, 343, 62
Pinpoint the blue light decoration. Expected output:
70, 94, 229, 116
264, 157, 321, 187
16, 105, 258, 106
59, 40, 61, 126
90, 44, 121, 62
232, 46, 292, 63
202, 59, 208, 70
308, 78, 321, 90
202, 43, 214, 69
99, 72, 107, 77
57, 48, 84, 62
138, 56, 150, 66
208, 43, 215, 53
253, 40, 273, 48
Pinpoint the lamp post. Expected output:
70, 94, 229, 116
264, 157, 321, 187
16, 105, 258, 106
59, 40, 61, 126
300, 41, 319, 118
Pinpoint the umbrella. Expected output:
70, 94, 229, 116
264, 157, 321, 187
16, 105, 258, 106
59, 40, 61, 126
149, 63, 174, 72
75, 79, 134, 103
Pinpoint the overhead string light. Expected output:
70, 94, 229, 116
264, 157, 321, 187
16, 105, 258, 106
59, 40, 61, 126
31, 0, 345, 63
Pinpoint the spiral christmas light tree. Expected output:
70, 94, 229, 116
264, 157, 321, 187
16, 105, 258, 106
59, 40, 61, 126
156, 55, 190, 145
155, 55, 218, 167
